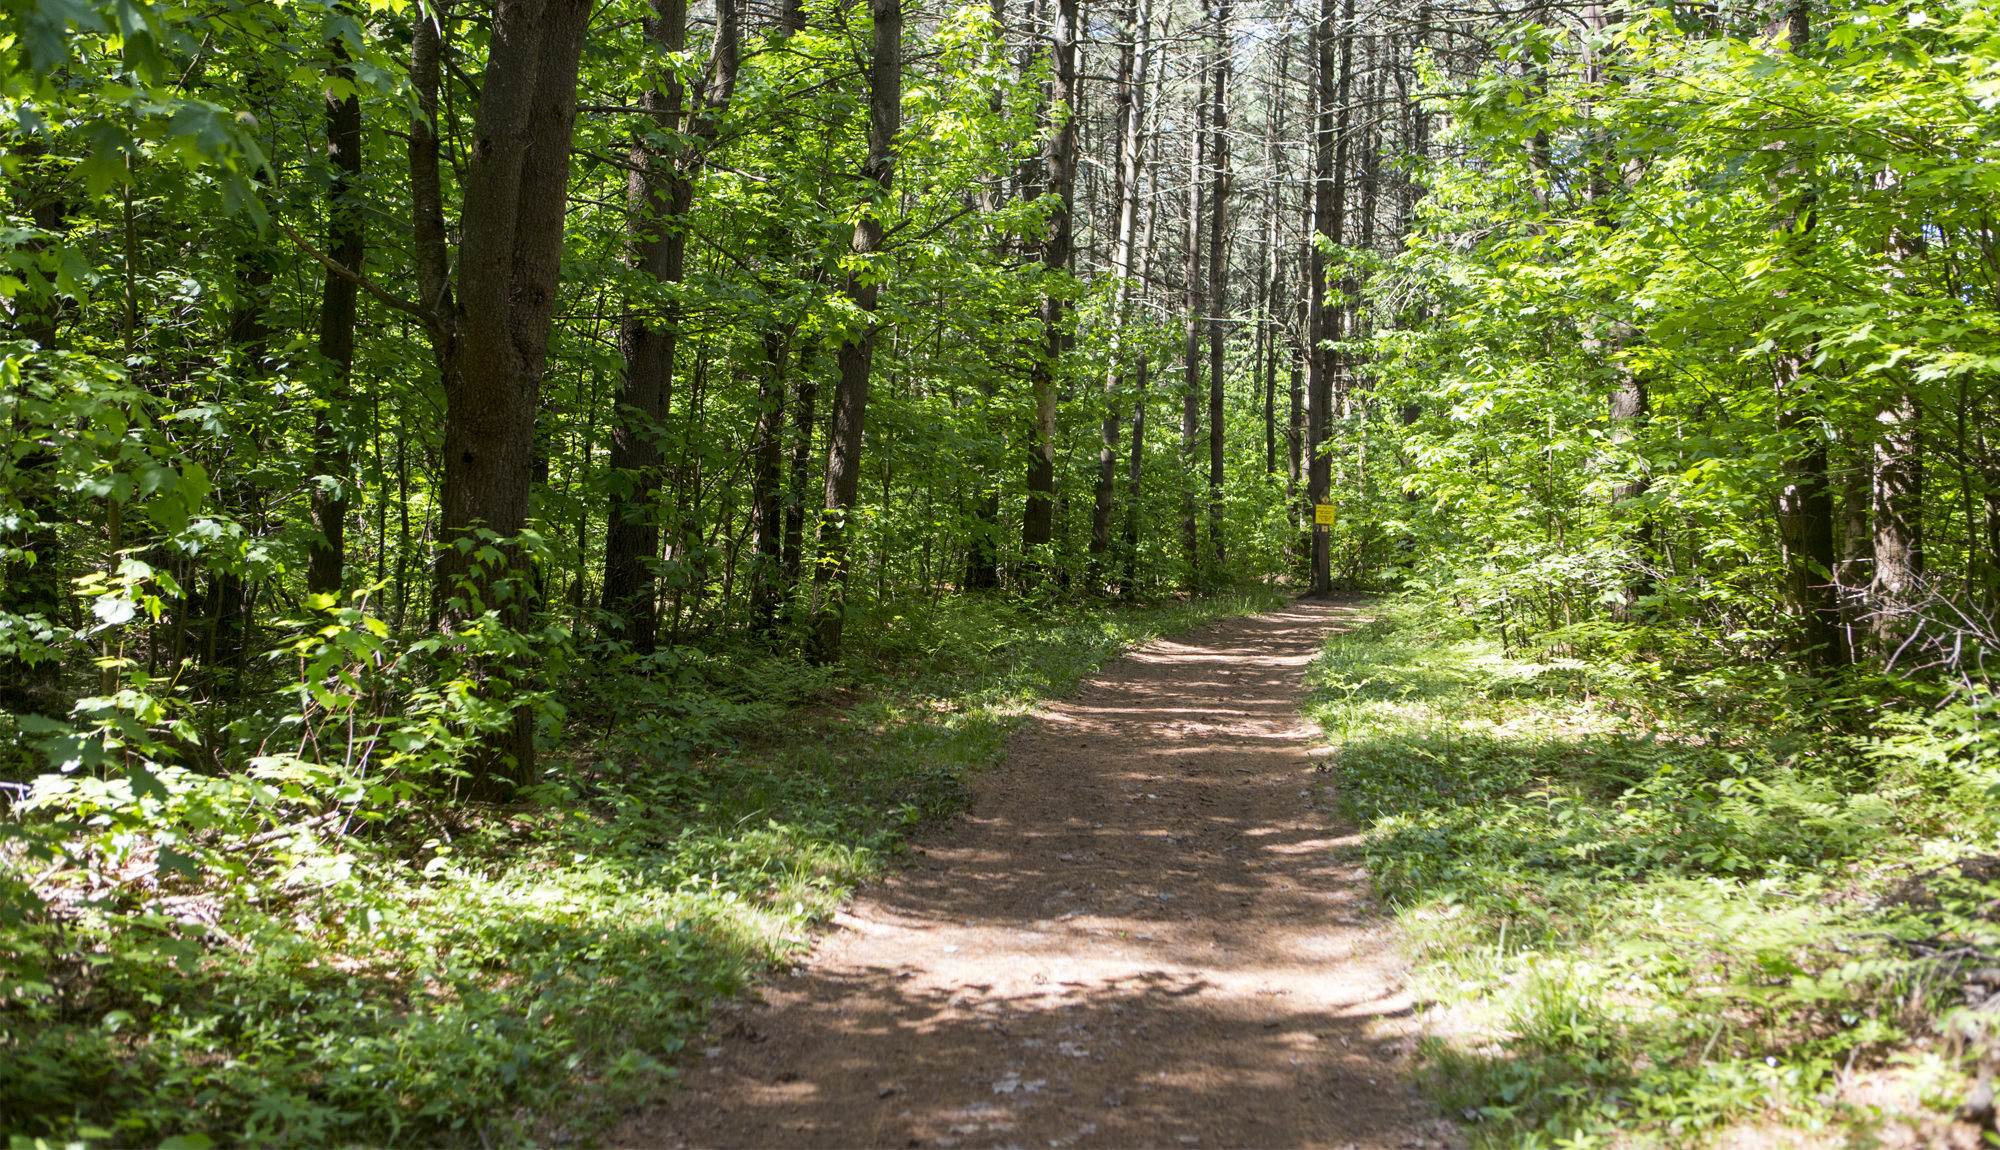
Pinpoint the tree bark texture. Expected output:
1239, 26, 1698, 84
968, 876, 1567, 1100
1306, 0, 1352, 597
432, 0, 595, 796
1205, 0, 1231, 569
1180, 68, 1206, 584
601, 0, 690, 654
1871, 393, 1923, 646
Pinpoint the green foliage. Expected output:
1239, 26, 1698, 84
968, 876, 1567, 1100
1306, 599, 1997, 1145
0, 588, 1276, 1146
1360, 0, 2000, 667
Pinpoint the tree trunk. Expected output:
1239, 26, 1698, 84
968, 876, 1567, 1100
781, 341, 819, 588
1205, 0, 1231, 570
1262, 50, 1285, 478
1769, 0, 1845, 669
1089, 0, 1150, 588
1022, 0, 1076, 569
432, 0, 595, 798
308, 22, 364, 599
964, 0, 1012, 594
1306, 0, 1352, 597
1121, 353, 1150, 595
747, 330, 789, 640
811, 0, 901, 660
1870, 392, 1923, 647
1775, 360, 1848, 669
1180, 72, 1206, 585
601, 0, 690, 654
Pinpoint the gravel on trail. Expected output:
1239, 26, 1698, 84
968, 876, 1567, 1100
610, 598, 1461, 1149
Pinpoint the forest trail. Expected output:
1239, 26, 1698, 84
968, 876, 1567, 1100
612, 599, 1457, 1149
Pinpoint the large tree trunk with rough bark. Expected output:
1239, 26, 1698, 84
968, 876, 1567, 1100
432, 0, 595, 798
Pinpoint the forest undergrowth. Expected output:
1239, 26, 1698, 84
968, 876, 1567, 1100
0, 586, 1286, 1149
1305, 598, 2000, 1148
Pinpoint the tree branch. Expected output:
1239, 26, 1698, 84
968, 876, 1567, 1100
274, 219, 442, 330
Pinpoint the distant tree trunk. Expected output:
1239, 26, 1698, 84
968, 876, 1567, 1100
1180, 72, 1207, 585
1306, 0, 1353, 597
747, 329, 789, 640
308, 21, 364, 599
1837, 439, 1872, 644
1262, 50, 1286, 478
1089, 0, 1150, 588
964, 0, 1012, 593
1022, 0, 1076, 569
601, 0, 690, 654
1607, 370, 1652, 617
1122, 353, 1150, 594
409, 0, 452, 341
812, 0, 901, 660
1775, 360, 1847, 669
1769, 0, 1845, 669
432, 0, 595, 798
781, 341, 820, 587
1205, 0, 1231, 569
1871, 392, 1923, 646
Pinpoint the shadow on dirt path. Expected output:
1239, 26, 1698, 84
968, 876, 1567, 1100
610, 597, 1459, 1149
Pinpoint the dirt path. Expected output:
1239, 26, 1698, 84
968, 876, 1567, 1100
612, 599, 1457, 1149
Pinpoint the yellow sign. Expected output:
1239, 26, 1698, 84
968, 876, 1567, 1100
1313, 503, 1337, 526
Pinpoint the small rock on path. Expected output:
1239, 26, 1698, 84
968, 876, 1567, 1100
611, 598, 1458, 1149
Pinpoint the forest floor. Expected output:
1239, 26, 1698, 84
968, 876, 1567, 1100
612, 597, 1461, 1149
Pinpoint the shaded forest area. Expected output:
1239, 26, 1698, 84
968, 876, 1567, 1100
3, 0, 2000, 1139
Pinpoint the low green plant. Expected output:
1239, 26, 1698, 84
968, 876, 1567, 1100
1306, 597, 1996, 1146
1, 584, 1283, 1147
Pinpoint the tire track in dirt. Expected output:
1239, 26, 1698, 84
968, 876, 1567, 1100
612, 598, 1459, 1149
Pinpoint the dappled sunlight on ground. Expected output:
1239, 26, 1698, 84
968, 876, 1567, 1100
610, 599, 1459, 1149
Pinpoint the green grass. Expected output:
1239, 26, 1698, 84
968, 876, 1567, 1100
0, 585, 1286, 1149
1303, 600, 2000, 1148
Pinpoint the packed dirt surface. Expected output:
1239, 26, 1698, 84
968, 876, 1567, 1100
611, 598, 1459, 1149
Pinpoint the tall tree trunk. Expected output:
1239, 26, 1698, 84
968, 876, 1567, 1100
811, 0, 901, 660
1089, 0, 1150, 588
308, 21, 364, 599
1022, 0, 1076, 569
1262, 47, 1286, 478
1180, 69, 1207, 585
1204, 0, 1231, 569
601, 0, 689, 653
432, 0, 595, 797
964, 0, 1013, 593
1306, 0, 1353, 597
